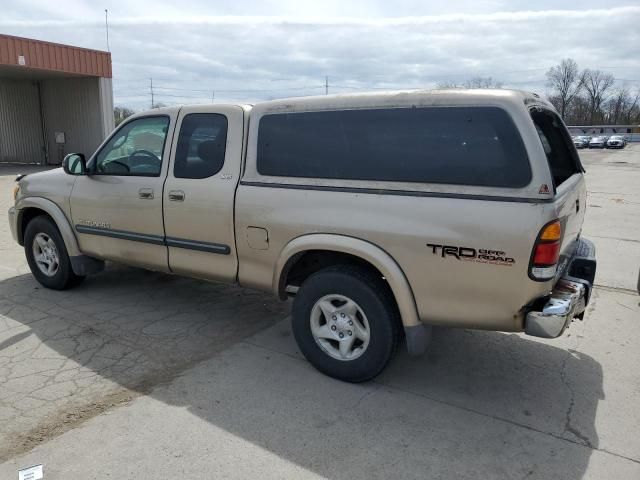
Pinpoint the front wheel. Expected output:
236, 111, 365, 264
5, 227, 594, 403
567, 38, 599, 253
24, 216, 85, 290
292, 265, 400, 383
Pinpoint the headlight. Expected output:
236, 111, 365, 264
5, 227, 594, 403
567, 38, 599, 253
12, 184, 20, 201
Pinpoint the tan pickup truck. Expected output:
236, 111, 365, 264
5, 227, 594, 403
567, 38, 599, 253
9, 89, 597, 382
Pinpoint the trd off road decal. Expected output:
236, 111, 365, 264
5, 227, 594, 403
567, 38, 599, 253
427, 244, 515, 266
78, 219, 111, 229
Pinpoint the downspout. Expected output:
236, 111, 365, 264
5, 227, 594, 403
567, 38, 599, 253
36, 80, 48, 165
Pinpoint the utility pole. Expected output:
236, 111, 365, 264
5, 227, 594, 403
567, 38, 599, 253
212, 91, 215, 103
104, 9, 110, 52
150, 78, 154, 109
325, 75, 329, 95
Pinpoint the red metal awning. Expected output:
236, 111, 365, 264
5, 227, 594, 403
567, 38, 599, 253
0, 34, 112, 78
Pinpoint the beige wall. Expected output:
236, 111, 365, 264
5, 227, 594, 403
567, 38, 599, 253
40, 77, 107, 164
0, 75, 114, 165
98, 77, 115, 138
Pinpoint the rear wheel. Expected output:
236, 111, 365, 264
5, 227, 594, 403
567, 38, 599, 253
24, 216, 85, 290
292, 265, 400, 382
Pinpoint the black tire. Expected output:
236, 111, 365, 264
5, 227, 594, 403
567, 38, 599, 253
24, 215, 85, 290
292, 265, 400, 383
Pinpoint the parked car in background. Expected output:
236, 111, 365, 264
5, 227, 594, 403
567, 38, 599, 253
573, 136, 590, 149
589, 136, 607, 148
607, 135, 626, 149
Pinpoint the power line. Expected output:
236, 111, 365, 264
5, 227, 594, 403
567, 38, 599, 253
153, 84, 324, 93
112, 69, 640, 108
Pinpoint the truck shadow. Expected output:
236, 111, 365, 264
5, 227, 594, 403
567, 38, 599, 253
0, 265, 603, 478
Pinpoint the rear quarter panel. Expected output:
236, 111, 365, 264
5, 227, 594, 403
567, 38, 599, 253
236, 187, 556, 331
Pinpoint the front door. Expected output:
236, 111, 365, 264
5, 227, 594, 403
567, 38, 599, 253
163, 105, 244, 282
70, 114, 175, 271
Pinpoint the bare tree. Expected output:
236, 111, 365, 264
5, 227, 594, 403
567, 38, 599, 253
436, 80, 460, 89
114, 106, 135, 126
621, 89, 640, 124
463, 77, 503, 88
605, 88, 630, 124
545, 59, 584, 120
436, 77, 502, 89
564, 95, 590, 125
582, 69, 615, 123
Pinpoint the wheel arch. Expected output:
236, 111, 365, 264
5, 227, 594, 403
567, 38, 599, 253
274, 234, 421, 328
16, 197, 81, 257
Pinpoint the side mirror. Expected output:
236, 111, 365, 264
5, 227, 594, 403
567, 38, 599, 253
62, 153, 87, 175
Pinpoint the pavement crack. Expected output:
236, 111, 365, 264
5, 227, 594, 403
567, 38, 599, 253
244, 339, 640, 464
351, 385, 380, 410
616, 301, 637, 312
593, 284, 638, 296
589, 235, 640, 244
560, 348, 593, 448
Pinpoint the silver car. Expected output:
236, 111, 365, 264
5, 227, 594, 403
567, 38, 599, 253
573, 136, 590, 149
588, 136, 607, 148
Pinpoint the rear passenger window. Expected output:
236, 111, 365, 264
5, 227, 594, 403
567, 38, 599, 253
530, 108, 582, 188
257, 107, 531, 188
174, 114, 228, 179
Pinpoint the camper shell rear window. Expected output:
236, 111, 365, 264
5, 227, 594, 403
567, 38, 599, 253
530, 107, 584, 189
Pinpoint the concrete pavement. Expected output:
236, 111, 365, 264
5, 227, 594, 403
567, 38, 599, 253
0, 146, 639, 479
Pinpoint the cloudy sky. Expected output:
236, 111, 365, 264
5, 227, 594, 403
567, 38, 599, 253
2, 1, 639, 109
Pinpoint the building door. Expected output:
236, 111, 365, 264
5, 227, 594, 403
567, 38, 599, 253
0, 79, 44, 164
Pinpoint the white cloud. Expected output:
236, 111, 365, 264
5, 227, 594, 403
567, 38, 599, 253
1, 3, 638, 109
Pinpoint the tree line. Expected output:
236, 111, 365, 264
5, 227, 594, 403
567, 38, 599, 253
114, 104, 167, 126
545, 59, 639, 125
115, 63, 639, 127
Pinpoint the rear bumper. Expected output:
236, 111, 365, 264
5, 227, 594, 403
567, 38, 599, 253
525, 238, 596, 339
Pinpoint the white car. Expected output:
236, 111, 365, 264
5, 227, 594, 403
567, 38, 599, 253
607, 135, 626, 149
588, 136, 607, 149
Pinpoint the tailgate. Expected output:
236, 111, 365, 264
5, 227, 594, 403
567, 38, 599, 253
552, 174, 587, 275
530, 107, 586, 277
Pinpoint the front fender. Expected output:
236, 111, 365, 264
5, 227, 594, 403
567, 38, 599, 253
15, 196, 81, 257
274, 233, 421, 328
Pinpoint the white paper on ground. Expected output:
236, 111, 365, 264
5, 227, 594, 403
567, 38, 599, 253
18, 464, 43, 480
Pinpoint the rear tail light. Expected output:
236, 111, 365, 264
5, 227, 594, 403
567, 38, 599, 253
529, 220, 562, 281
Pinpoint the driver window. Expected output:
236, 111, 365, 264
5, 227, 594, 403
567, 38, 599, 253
95, 116, 169, 176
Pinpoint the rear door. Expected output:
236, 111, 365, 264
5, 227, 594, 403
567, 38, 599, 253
163, 105, 244, 282
530, 107, 586, 273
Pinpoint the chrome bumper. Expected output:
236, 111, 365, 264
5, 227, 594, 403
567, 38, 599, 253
525, 237, 596, 339
525, 279, 587, 338
8, 207, 18, 243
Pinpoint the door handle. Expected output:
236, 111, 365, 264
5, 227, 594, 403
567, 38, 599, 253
168, 190, 185, 202
138, 188, 154, 199
576, 199, 580, 212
